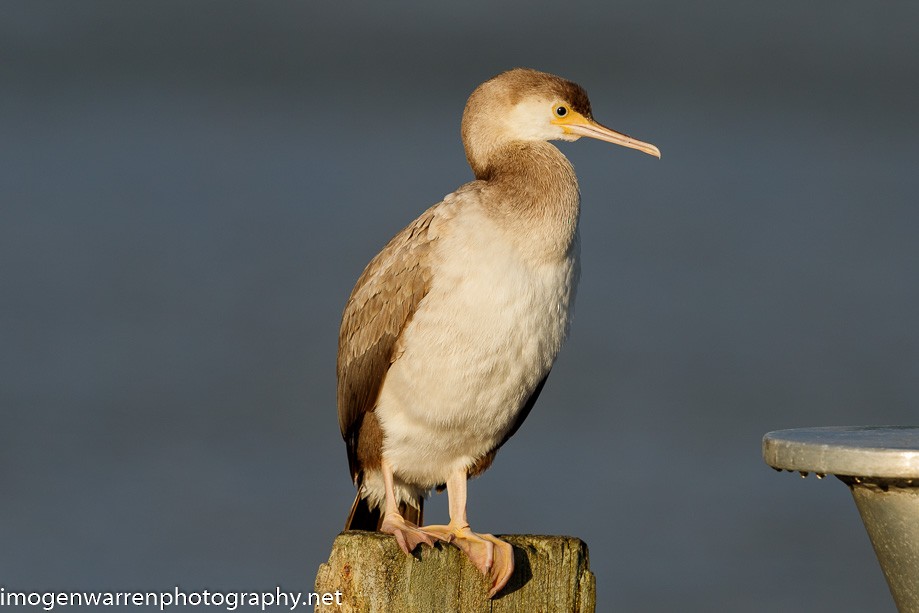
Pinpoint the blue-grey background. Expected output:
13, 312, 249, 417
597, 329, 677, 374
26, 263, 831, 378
2, 2, 917, 611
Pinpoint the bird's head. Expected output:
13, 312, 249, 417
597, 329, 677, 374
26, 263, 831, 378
462, 68, 659, 177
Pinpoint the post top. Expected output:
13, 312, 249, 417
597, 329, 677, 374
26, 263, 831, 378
762, 426, 919, 479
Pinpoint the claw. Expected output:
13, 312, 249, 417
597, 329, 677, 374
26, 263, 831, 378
380, 514, 444, 554
421, 524, 514, 597
483, 535, 514, 597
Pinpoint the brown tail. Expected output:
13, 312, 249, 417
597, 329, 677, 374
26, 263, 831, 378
345, 492, 423, 530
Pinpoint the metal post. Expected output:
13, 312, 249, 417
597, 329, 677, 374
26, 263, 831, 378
763, 426, 919, 613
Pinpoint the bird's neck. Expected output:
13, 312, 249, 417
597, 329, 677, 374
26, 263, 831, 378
477, 141, 581, 261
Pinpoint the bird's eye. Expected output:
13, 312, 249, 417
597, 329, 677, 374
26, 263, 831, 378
554, 106, 568, 118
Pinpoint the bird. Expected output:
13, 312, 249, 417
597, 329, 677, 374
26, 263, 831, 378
337, 67, 659, 597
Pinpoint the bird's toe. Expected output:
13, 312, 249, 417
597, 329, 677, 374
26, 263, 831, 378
380, 514, 435, 553
442, 526, 515, 598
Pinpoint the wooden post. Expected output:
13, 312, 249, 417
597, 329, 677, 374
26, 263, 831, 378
314, 531, 596, 612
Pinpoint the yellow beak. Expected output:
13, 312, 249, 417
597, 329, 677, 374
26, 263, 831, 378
554, 111, 661, 159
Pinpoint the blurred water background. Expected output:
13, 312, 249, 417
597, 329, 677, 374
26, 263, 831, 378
2, 2, 918, 611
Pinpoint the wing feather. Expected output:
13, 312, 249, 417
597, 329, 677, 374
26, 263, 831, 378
337, 205, 440, 483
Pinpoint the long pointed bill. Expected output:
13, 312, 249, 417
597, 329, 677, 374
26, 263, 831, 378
558, 113, 661, 159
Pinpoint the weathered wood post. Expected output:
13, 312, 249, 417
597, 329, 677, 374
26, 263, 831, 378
314, 531, 596, 612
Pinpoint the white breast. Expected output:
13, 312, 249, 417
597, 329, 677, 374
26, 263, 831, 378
374, 200, 580, 493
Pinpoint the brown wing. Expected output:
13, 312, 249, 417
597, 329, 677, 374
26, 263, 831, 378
337, 205, 439, 484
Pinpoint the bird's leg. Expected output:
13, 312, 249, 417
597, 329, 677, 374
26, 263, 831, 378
422, 469, 515, 598
378, 458, 442, 554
